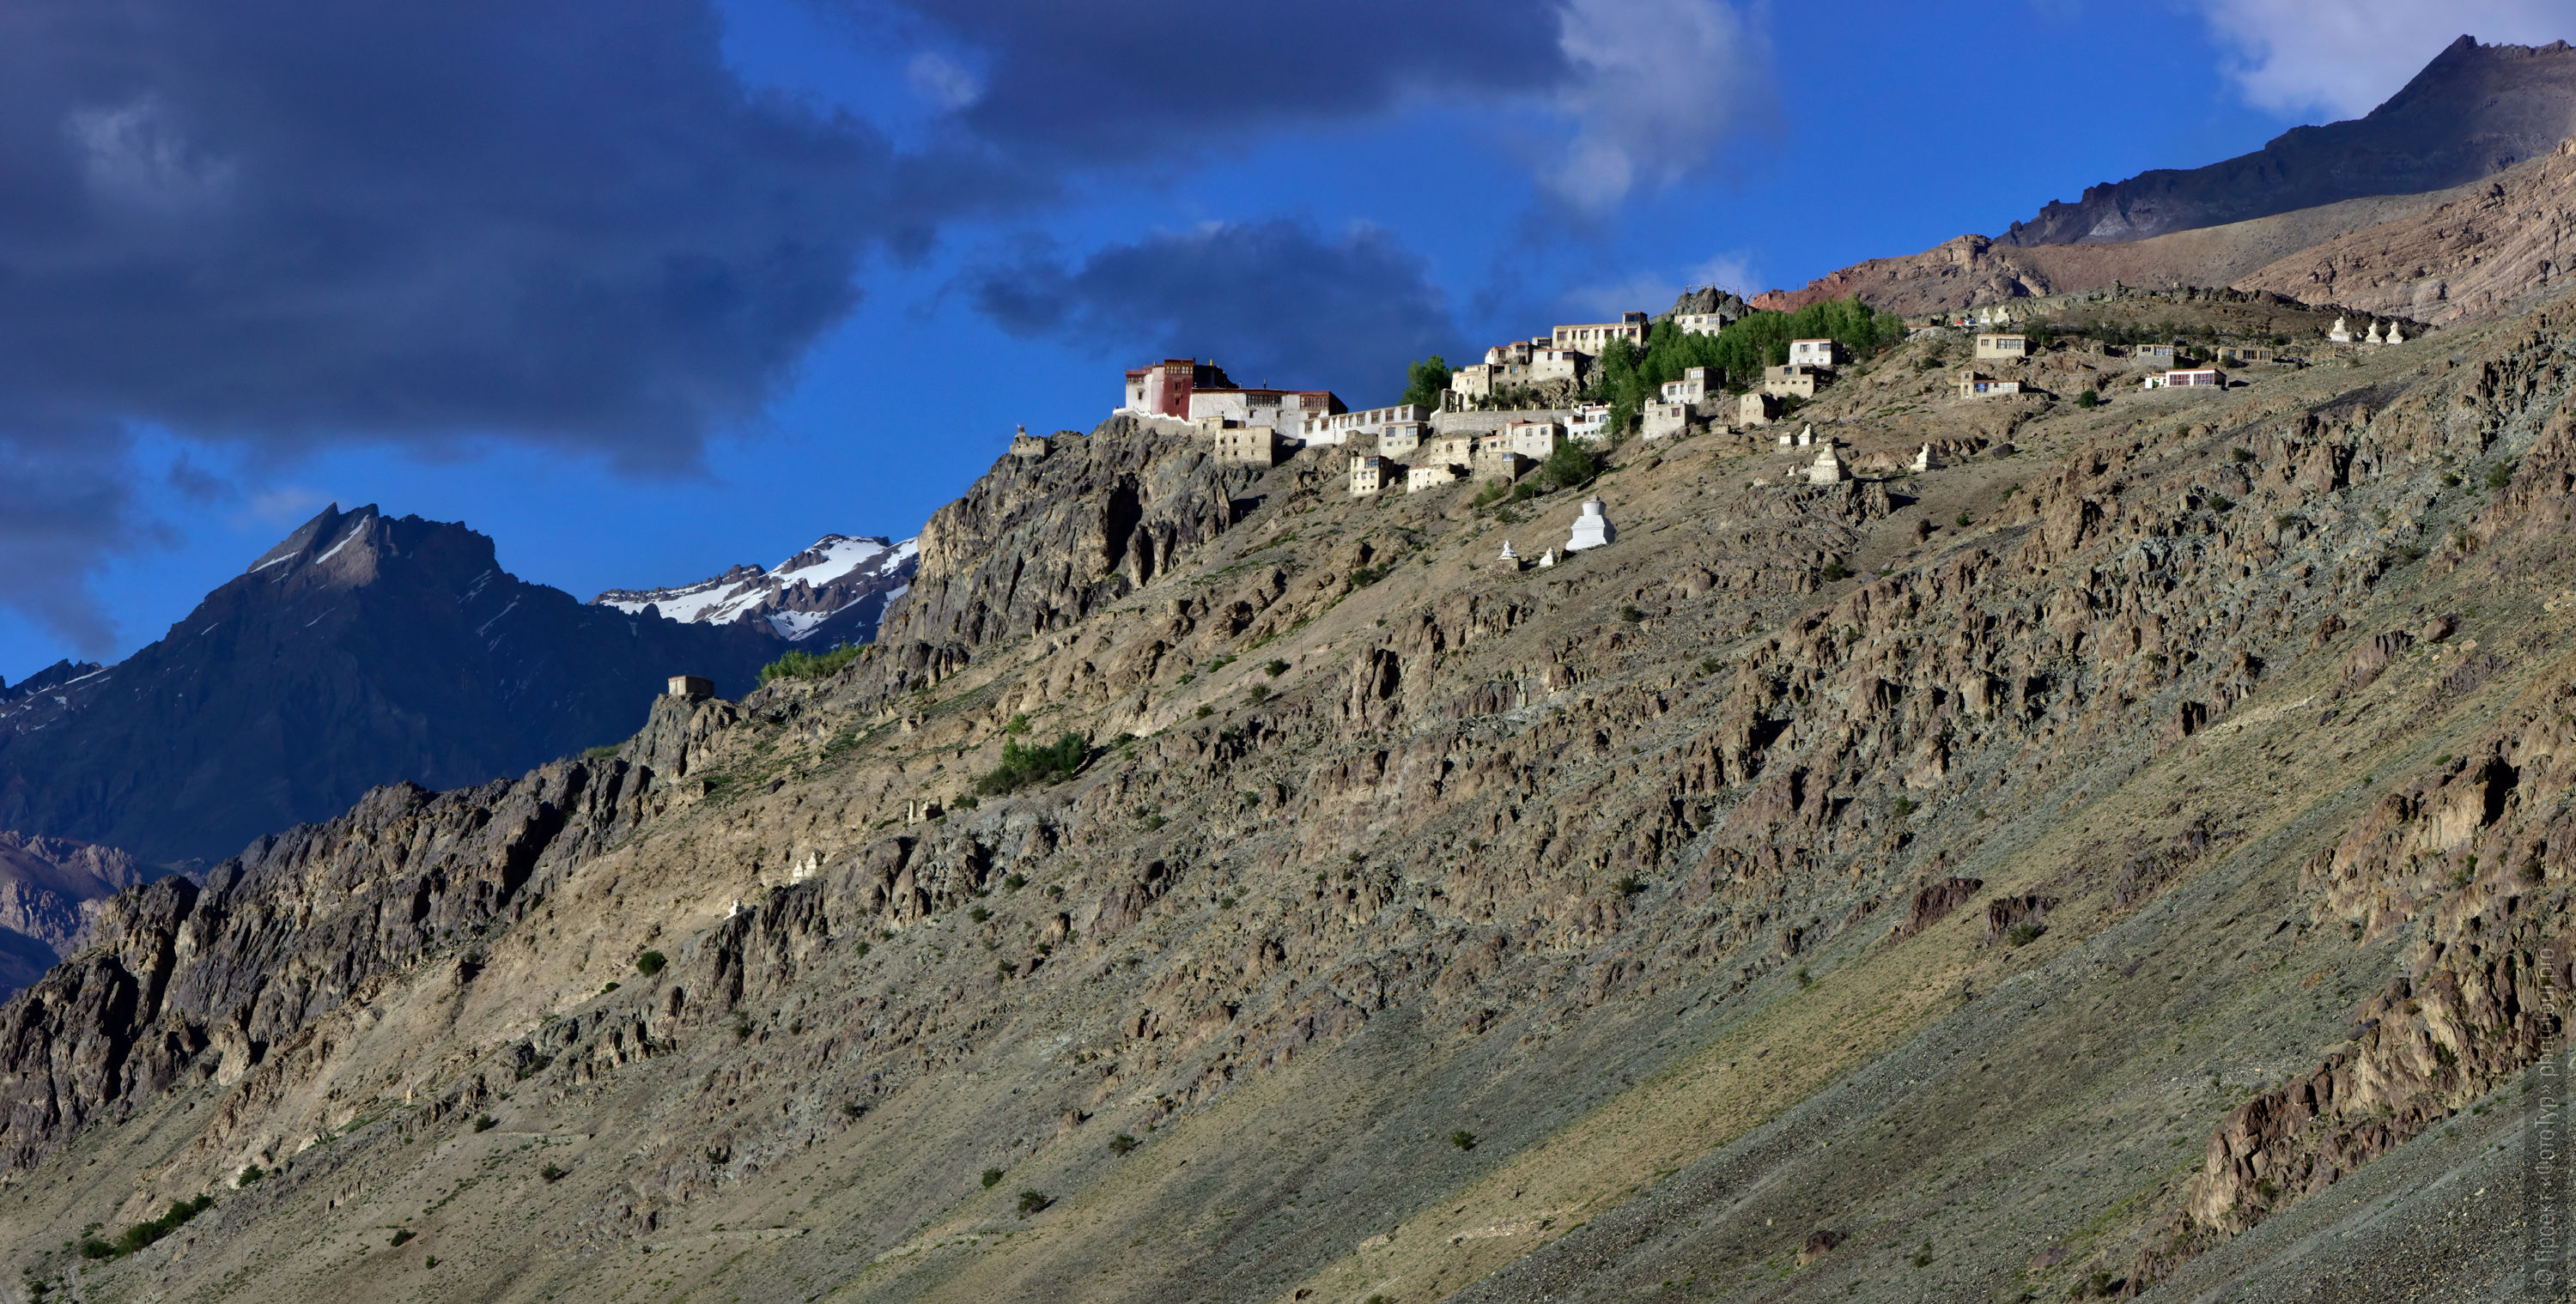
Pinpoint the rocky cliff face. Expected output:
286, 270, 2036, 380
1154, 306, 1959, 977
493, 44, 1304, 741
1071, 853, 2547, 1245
0, 504, 786, 866
2000, 36, 2576, 247
0, 832, 149, 997
8, 305, 2576, 1301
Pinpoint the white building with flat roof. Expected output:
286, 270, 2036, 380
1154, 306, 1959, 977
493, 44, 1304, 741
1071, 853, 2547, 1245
1505, 418, 1564, 459
1349, 455, 1388, 496
1407, 464, 1461, 494
1303, 403, 1425, 446
1552, 312, 1649, 353
1789, 339, 1838, 370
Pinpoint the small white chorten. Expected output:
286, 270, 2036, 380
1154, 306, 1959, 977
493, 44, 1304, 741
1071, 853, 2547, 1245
1498, 539, 1518, 562
1566, 496, 1614, 552
2387, 322, 2406, 344
1537, 549, 1557, 567
2366, 321, 2385, 345
1912, 443, 1941, 472
2328, 316, 2353, 343
1795, 423, 1815, 446
1807, 446, 1850, 485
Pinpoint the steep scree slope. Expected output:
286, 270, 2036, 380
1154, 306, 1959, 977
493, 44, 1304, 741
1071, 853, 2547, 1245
3, 328, 2575, 1301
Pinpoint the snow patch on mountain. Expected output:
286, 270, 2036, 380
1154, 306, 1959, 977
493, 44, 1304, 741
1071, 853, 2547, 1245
594, 534, 918, 644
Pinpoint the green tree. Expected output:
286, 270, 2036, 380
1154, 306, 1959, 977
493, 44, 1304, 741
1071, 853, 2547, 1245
1400, 355, 1450, 410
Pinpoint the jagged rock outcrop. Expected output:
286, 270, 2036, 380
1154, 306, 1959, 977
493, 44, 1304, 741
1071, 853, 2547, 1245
0, 832, 151, 997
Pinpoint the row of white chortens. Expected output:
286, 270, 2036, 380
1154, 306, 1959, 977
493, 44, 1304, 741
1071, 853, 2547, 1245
1497, 495, 1616, 569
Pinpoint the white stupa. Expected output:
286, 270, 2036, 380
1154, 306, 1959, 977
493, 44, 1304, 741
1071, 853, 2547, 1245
1498, 539, 1518, 562
2328, 316, 2354, 343
1795, 423, 1815, 446
2387, 322, 2406, 343
1807, 446, 1850, 485
2366, 321, 2385, 344
1566, 496, 1614, 552
1538, 548, 1557, 567
1912, 443, 1941, 472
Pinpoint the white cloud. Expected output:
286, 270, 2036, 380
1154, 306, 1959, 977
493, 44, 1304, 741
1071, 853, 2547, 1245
1685, 250, 1759, 298
64, 98, 236, 218
2192, 1, 2571, 118
906, 50, 984, 112
1545, 0, 1774, 212
1557, 250, 1759, 320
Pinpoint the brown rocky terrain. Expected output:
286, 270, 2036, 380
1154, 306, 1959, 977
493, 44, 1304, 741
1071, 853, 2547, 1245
2233, 136, 2576, 326
1747, 186, 2471, 318
1757, 133, 2576, 334
5, 299, 2576, 1304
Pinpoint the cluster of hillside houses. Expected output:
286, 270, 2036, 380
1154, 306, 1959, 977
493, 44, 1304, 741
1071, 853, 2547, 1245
1103, 301, 2407, 505
1114, 310, 1860, 499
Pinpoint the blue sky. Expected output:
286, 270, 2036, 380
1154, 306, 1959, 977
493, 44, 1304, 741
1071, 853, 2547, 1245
0, 0, 2564, 683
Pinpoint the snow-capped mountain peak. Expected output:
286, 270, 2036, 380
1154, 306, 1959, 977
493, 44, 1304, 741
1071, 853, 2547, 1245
593, 534, 917, 644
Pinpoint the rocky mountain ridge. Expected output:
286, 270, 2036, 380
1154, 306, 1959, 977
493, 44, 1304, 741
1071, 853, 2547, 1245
0, 504, 786, 866
1999, 35, 2576, 247
1, 300, 2572, 1301
1753, 37, 2576, 324
593, 534, 918, 647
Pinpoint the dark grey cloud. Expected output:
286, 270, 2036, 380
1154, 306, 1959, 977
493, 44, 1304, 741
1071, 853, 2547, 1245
869, 0, 1571, 161
0, 0, 949, 649
0, 0, 899, 458
971, 221, 1458, 403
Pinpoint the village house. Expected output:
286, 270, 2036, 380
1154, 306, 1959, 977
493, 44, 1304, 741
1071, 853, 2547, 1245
1424, 434, 1476, 469
1672, 311, 1734, 337
1660, 366, 1710, 404
1407, 463, 1461, 494
1188, 385, 1340, 431
2215, 344, 2273, 365
1349, 455, 1388, 496
1530, 347, 1587, 384
1974, 333, 2028, 361
1789, 338, 1838, 370
1211, 424, 1285, 465
1303, 403, 1425, 446
1448, 363, 1499, 401
1955, 374, 2023, 398
1505, 418, 1564, 459
2133, 343, 2180, 365
1121, 359, 1233, 418
1473, 438, 1530, 484
1762, 364, 1818, 398
1552, 312, 1649, 353
1740, 391, 1780, 426
1643, 400, 1690, 440
1567, 403, 1611, 441
1376, 421, 1427, 457
666, 674, 713, 699
2143, 367, 2225, 390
